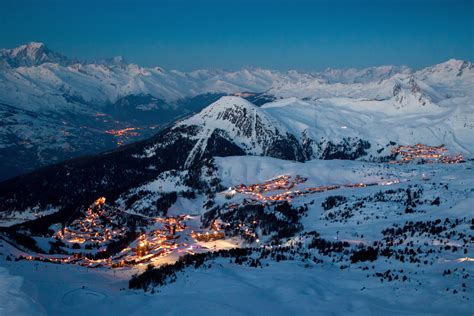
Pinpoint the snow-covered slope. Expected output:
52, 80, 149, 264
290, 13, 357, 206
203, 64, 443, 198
1, 157, 472, 315
0, 266, 43, 315
260, 95, 474, 159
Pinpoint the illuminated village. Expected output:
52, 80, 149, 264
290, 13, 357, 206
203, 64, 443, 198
14, 173, 392, 269
56, 197, 127, 245
390, 144, 464, 164
19, 197, 229, 269
3, 145, 472, 315
230, 174, 396, 205
105, 127, 141, 145
11, 144, 467, 271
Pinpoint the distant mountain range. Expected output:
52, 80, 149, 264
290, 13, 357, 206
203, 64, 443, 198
0, 42, 473, 180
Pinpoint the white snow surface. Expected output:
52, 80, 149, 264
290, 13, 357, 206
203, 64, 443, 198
0, 266, 44, 315
215, 156, 384, 187
260, 96, 474, 157
1, 159, 473, 315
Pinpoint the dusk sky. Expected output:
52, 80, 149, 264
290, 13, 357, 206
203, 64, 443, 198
0, 0, 473, 71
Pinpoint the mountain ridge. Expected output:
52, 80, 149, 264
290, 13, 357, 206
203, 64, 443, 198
1, 42, 472, 107
0, 42, 472, 181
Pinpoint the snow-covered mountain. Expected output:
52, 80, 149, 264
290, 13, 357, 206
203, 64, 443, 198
262, 95, 473, 159
174, 96, 305, 167
2, 42, 472, 111
0, 42, 72, 68
0, 42, 473, 180
0, 42, 278, 110
0, 45, 473, 314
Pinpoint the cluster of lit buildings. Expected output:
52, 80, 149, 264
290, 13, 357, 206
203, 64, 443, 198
191, 231, 225, 242
191, 220, 226, 242
234, 174, 307, 195
26, 199, 228, 268
110, 230, 180, 267
232, 174, 311, 203
18, 171, 409, 270
55, 197, 127, 245
230, 175, 393, 205
390, 144, 464, 164
105, 127, 140, 145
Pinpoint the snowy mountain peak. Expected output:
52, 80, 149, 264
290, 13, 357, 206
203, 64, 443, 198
179, 96, 280, 132
416, 59, 473, 79
0, 42, 70, 67
179, 96, 264, 131
175, 96, 304, 167
16, 41, 45, 52
438, 58, 471, 70
390, 75, 434, 109
197, 96, 257, 116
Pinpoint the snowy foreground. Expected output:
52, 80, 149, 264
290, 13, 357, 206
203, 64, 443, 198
1, 158, 473, 315
1, 256, 471, 316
